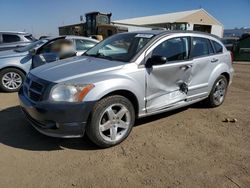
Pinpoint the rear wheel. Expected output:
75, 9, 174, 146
0, 68, 25, 92
86, 95, 135, 148
205, 75, 228, 107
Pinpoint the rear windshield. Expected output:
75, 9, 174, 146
85, 33, 155, 62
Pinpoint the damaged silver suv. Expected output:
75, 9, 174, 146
19, 31, 234, 148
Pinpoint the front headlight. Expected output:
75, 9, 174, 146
50, 83, 94, 102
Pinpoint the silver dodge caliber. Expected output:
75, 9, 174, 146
19, 31, 234, 148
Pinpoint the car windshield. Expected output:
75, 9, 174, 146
15, 39, 48, 52
84, 33, 155, 62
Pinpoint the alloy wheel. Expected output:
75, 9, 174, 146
99, 103, 131, 142
213, 78, 227, 106
2, 72, 23, 90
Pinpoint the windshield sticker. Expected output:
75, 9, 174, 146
135, 34, 154, 38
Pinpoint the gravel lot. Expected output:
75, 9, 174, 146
0, 63, 250, 188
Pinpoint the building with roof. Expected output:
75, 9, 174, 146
113, 9, 224, 37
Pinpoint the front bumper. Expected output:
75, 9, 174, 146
19, 87, 95, 138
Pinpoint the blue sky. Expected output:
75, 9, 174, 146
0, 0, 249, 37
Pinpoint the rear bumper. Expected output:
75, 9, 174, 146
19, 87, 95, 138
229, 67, 234, 86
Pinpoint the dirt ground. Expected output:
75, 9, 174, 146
0, 63, 250, 188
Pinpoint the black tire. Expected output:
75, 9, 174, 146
205, 75, 228, 108
0, 68, 25, 92
86, 95, 135, 148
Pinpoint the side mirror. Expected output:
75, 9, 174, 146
145, 55, 167, 68
29, 48, 37, 56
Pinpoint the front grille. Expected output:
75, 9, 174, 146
29, 89, 42, 101
30, 81, 43, 93
24, 75, 45, 102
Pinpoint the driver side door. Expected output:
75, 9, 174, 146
146, 36, 193, 113
32, 38, 75, 68
32, 40, 60, 68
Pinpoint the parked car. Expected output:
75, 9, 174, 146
19, 31, 234, 148
221, 37, 239, 51
0, 31, 36, 51
0, 36, 98, 92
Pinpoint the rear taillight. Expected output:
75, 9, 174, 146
230, 52, 234, 64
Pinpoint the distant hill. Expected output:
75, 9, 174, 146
224, 28, 250, 37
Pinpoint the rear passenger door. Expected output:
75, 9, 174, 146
187, 37, 217, 99
0, 34, 22, 51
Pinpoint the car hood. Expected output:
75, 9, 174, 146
0, 49, 28, 59
30, 56, 125, 83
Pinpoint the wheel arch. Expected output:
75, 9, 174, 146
221, 72, 230, 83
208, 63, 231, 93
0, 66, 27, 76
100, 89, 139, 118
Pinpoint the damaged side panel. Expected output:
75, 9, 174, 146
146, 61, 193, 112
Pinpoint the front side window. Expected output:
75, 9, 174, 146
38, 39, 74, 54
75, 39, 97, 51
191, 37, 214, 58
2, 34, 21, 43
152, 37, 189, 62
85, 33, 154, 62
212, 40, 223, 53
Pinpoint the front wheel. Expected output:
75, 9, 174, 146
0, 68, 25, 92
205, 75, 228, 107
86, 95, 135, 148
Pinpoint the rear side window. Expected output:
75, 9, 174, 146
2, 34, 21, 43
76, 39, 97, 51
191, 37, 214, 58
152, 37, 189, 62
212, 40, 223, 53
25, 35, 36, 41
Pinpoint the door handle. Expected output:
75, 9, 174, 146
211, 58, 219, 63
180, 64, 192, 70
